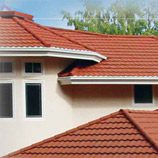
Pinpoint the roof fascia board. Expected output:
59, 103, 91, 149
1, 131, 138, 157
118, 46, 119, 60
58, 76, 158, 85
0, 47, 106, 62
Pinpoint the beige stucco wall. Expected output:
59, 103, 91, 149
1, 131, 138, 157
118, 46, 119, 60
70, 85, 158, 126
0, 57, 158, 156
0, 57, 74, 156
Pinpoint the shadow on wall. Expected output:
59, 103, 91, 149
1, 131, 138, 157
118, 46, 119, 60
69, 84, 133, 108
56, 84, 73, 105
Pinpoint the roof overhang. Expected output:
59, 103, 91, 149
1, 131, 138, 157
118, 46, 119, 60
0, 47, 106, 62
58, 76, 158, 85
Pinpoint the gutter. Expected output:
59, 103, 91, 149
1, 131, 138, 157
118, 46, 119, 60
0, 47, 106, 63
58, 76, 158, 85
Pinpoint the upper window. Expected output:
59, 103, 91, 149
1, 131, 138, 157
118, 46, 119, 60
0, 83, 13, 118
25, 63, 42, 73
0, 62, 13, 73
134, 85, 153, 104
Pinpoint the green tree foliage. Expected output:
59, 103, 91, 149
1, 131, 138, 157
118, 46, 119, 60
62, 0, 158, 35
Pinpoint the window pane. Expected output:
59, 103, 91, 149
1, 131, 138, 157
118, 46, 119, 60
33, 63, 41, 73
25, 63, 33, 73
25, 63, 42, 73
0, 62, 13, 73
0, 83, 13, 118
134, 85, 153, 103
26, 83, 42, 117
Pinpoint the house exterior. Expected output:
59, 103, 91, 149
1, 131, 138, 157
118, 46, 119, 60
4, 109, 158, 158
1, 10, 158, 156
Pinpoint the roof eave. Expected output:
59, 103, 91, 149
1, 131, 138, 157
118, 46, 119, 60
58, 76, 158, 85
0, 47, 106, 63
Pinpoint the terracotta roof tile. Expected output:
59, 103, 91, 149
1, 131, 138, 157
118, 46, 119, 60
0, 18, 43, 47
1, 11, 158, 77
0, 11, 90, 51
3, 109, 158, 158
55, 28, 158, 77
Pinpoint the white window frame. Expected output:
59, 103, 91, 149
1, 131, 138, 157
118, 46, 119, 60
22, 59, 44, 77
132, 85, 156, 107
0, 80, 15, 120
23, 80, 45, 120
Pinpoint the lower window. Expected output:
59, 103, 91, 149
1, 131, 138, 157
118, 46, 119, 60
26, 83, 42, 117
0, 83, 13, 118
134, 85, 153, 104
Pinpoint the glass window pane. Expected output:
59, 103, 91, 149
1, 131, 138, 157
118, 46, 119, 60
25, 63, 42, 73
134, 85, 153, 103
26, 83, 42, 117
33, 63, 41, 73
0, 62, 13, 73
0, 83, 13, 118
25, 63, 33, 73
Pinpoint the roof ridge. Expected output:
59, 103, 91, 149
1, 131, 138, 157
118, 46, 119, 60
0, 11, 33, 21
151, 36, 158, 42
48, 26, 156, 39
25, 19, 98, 52
127, 109, 158, 113
41, 25, 100, 53
45, 27, 99, 52
4, 111, 120, 157
122, 109, 158, 153
13, 17, 51, 47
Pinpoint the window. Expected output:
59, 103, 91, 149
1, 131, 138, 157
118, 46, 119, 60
0, 62, 13, 73
0, 83, 13, 118
134, 85, 153, 104
25, 63, 42, 73
26, 83, 42, 117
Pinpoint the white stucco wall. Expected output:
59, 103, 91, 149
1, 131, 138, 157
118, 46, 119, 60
0, 57, 74, 156
71, 85, 158, 126
0, 57, 158, 156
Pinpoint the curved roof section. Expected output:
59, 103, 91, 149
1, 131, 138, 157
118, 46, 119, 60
4, 109, 158, 158
0, 11, 106, 62
1, 10, 158, 76
56, 28, 158, 77
0, 11, 88, 49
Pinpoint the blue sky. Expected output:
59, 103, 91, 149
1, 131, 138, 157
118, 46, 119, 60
0, 0, 114, 28
0, 0, 153, 29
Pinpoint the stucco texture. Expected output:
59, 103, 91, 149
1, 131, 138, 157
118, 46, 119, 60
0, 57, 158, 156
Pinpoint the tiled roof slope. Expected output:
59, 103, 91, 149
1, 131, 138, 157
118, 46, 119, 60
1, 11, 158, 76
0, 11, 90, 50
55, 28, 158, 77
4, 109, 158, 158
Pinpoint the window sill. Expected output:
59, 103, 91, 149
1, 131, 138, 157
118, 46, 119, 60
132, 103, 156, 107
23, 73, 43, 78
0, 117, 15, 121
24, 116, 44, 121
0, 73, 16, 78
